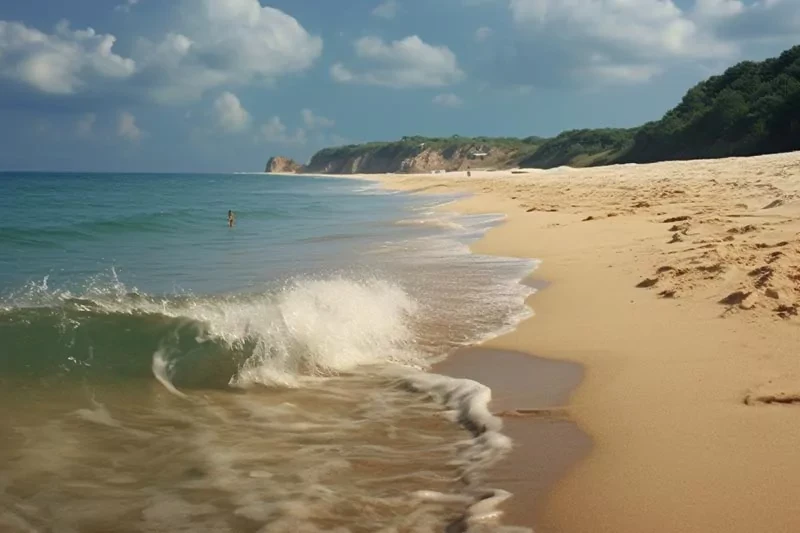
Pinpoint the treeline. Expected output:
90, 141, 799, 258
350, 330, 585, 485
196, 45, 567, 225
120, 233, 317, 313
620, 45, 800, 163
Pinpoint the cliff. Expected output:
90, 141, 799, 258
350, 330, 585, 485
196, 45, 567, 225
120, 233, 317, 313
265, 45, 800, 174
294, 132, 630, 174
265, 156, 302, 173
303, 136, 540, 174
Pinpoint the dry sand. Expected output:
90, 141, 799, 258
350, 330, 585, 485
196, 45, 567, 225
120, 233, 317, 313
346, 152, 800, 533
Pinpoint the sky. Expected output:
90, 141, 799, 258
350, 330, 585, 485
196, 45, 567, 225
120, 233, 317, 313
0, 0, 797, 172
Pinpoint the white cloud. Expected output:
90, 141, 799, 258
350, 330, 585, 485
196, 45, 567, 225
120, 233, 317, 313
117, 111, 143, 141
213, 91, 250, 132
115, 0, 140, 13
135, 0, 323, 103
499, 0, 800, 87
475, 26, 493, 42
259, 117, 306, 144
707, 0, 800, 42
75, 113, 96, 137
0, 0, 322, 103
331, 35, 463, 88
509, 0, 733, 61
301, 109, 334, 130
372, 0, 399, 19
432, 93, 463, 107
0, 19, 135, 94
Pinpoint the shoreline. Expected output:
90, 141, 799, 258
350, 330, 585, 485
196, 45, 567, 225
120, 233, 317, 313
433, 347, 590, 529
331, 169, 590, 529
328, 151, 800, 533
317, 169, 587, 529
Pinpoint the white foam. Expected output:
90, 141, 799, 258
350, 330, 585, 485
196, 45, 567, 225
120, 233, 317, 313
60, 276, 425, 388
400, 369, 533, 532
152, 349, 190, 399
229, 278, 424, 387
395, 215, 466, 231
351, 182, 400, 195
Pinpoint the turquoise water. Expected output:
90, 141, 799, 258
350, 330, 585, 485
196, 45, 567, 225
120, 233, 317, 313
0, 172, 429, 294
0, 172, 537, 532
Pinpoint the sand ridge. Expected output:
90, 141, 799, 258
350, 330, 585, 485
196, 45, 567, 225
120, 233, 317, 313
348, 151, 800, 533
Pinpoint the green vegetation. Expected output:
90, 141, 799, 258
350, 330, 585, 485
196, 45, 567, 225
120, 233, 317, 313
621, 45, 800, 162
302, 45, 800, 172
307, 134, 540, 169
519, 128, 637, 168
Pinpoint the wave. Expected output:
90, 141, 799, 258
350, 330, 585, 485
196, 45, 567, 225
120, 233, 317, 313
0, 275, 424, 389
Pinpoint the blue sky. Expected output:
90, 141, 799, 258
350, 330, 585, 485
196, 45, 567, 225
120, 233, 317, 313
0, 0, 796, 172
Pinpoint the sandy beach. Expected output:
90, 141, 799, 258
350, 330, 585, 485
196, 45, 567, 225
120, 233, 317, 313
338, 151, 800, 532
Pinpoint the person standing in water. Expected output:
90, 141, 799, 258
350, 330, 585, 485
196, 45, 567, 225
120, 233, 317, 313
227, 210, 235, 227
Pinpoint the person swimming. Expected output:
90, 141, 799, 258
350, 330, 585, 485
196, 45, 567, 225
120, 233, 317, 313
227, 210, 235, 227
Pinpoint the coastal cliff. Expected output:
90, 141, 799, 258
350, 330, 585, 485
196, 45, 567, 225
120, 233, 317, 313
265, 45, 800, 175
303, 137, 538, 174
265, 156, 302, 173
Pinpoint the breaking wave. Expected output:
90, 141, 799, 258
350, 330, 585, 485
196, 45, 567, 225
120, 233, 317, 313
0, 274, 424, 389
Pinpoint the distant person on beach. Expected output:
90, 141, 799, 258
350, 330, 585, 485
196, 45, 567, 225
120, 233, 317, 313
228, 210, 235, 227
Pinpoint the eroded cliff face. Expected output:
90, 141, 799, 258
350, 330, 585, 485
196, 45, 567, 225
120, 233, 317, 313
265, 156, 302, 173
302, 144, 523, 174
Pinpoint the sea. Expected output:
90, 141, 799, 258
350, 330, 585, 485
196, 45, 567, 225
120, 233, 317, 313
0, 172, 539, 533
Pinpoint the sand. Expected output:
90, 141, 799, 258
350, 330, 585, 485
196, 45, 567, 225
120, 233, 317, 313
434, 348, 590, 530
343, 151, 800, 532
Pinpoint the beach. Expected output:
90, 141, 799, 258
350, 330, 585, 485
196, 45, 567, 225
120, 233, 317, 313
349, 151, 800, 532
4, 157, 800, 532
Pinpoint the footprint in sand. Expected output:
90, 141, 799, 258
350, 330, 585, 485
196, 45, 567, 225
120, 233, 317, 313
775, 304, 799, 319
748, 265, 774, 288
662, 215, 691, 223
669, 222, 691, 233
762, 199, 784, 209
727, 224, 759, 234
719, 290, 757, 310
744, 392, 800, 406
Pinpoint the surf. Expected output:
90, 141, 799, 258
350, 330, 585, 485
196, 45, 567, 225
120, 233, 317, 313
0, 274, 425, 389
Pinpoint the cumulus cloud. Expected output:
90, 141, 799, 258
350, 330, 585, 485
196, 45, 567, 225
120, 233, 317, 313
475, 26, 493, 42
301, 109, 334, 130
0, 19, 135, 94
509, 0, 734, 62
432, 93, 463, 107
117, 111, 143, 141
259, 117, 306, 144
135, 0, 323, 103
213, 91, 250, 132
0, 0, 322, 103
372, 0, 399, 19
331, 35, 463, 88
494, 0, 800, 87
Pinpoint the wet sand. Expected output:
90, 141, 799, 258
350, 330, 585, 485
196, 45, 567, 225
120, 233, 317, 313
435, 348, 590, 530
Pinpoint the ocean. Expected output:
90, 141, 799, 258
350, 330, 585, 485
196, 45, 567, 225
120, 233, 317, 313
0, 172, 538, 533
